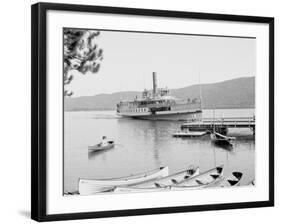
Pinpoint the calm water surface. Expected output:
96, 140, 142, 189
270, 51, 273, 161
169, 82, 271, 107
64, 109, 255, 193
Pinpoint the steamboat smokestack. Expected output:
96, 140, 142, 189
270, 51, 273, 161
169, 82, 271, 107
152, 72, 157, 96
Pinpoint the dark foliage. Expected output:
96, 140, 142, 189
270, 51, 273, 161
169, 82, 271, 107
63, 29, 103, 96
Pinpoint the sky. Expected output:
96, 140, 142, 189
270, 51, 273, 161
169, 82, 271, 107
65, 30, 256, 97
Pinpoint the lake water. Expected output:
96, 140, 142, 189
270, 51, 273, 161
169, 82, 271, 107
64, 109, 255, 193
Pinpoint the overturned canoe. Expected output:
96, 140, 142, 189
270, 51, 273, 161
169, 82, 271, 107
78, 166, 169, 195
115, 166, 200, 193
88, 141, 114, 152
170, 165, 224, 190
206, 171, 243, 188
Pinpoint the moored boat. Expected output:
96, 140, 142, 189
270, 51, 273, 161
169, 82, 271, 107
170, 165, 224, 190
210, 132, 236, 145
154, 166, 199, 187
88, 140, 115, 152
78, 166, 169, 195
206, 171, 243, 188
114, 166, 200, 193
173, 131, 207, 138
114, 185, 171, 193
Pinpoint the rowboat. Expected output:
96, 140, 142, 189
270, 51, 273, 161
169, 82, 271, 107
170, 165, 224, 190
210, 132, 235, 145
114, 166, 200, 193
88, 140, 114, 152
78, 166, 169, 195
173, 131, 207, 138
206, 171, 243, 188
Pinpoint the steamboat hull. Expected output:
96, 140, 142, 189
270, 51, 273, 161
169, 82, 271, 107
118, 110, 202, 121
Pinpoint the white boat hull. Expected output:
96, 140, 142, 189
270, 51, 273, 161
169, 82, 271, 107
118, 110, 202, 121
78, 166, 169, 195
114, 166, 223, 192
88, 142, 114, 152
114, 167, 200, 193
173, 131, 207, 137
171, 165, 224, 189
210, 132, 236, 145
206, 172, 243, 188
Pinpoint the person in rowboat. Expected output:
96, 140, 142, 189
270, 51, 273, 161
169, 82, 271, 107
100, 136, 109, 147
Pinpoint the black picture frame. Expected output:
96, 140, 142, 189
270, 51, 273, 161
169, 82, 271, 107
31, 2, 274, 222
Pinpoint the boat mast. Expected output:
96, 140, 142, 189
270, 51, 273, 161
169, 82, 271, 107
119, 80, 122, 102
212, 110, 216, 132
152, 72, 157, 98
198, 66, 203, 110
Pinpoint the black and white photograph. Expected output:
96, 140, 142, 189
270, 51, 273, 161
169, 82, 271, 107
29, 2, 274, 222
63, 28, 256, 196
0, 0, 278, 223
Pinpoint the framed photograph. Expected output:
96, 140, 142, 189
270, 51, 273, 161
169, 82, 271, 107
31, 2, 274, 222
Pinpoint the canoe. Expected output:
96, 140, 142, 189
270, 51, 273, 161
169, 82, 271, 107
114, 166, 200, 193
173, 131, 207, 137
206, 171, 243, 188
170, 165, 224, 190
248, 179, 255, 186
64, 191, 79, 195
210, 132, 235, 145
114, 185, 171, 193
218, 172, 243, 187
88, 140, 114, 152
78, 166, 169, 195
152, 166, 199, 187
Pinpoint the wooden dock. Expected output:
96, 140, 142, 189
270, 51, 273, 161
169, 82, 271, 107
181, 117, 255, 135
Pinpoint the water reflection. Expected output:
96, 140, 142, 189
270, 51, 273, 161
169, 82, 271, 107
88, 149, 110, 160
116, 118, 178, 166
88, 144, 122, 160
211, 141, 234, 151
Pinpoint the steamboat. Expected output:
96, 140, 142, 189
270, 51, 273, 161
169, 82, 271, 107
116, 72, 202, 121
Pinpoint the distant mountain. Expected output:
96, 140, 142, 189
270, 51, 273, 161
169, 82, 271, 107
64, 76, 255, 111
171, 76, 255, 109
